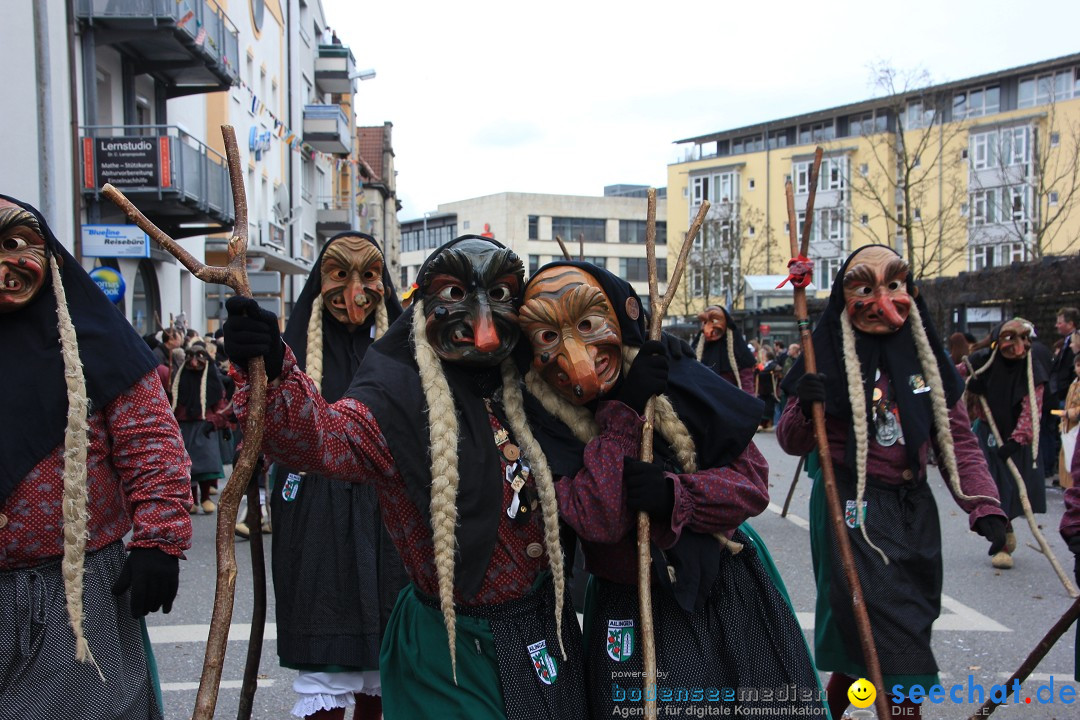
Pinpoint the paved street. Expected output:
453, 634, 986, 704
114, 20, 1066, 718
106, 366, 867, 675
149, 432, 1080, 719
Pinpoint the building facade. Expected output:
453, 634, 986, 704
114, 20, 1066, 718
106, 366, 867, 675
667, 52, 1080, 318
399, 188, 668, 305
1, 0, 377, 336
357, 122, 402, 280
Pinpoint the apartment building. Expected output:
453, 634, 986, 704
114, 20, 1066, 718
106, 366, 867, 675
1, 0, 372, 335
399, 187, 668, 305
357, 122, 402, 280
667, 52, 1080, 318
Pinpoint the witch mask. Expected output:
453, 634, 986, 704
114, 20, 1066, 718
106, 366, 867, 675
320, 235, 385, 329
842, 246, 912, 334
0, 201, 49, 314
420, 239, 524, 366
698, 306, 727, 342
997, 318, 1034, 360
519, 266, 622, 405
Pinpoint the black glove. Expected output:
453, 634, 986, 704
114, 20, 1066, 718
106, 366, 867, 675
997, 439, 1022, 461
617, 341, 669, 413
111, 547, 180, 617
795, 373, 827, 418
659, 332, 695, 361
974, 515, 1008, 556
201, 420, 217, 438
1068, 536, 1080, 586
223, 296, 284, 381
966, 373, 988, 396
221, 427, 232, 442
624, 458, 675, 521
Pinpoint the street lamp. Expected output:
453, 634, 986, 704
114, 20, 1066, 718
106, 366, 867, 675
349, 68, 376, 81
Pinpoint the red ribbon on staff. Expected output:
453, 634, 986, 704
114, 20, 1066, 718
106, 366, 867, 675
776, 255, 814, 288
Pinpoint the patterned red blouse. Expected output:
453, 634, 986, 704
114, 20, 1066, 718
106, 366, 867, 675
0, 372, 194, 570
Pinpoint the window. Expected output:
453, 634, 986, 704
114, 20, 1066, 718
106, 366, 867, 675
1051, 132, 1061, 147
619, 220, 667, 245
1000, 126, 1029, 167
619, 257, 666, 283
970, 131, 999, 170
691, 170, 739, 208
797, 208, 848, 250
462, 220, 470, 230
767, 129, 790, 149
953, 86, 1000, 119
748, 179, 755, 190
528, 215, 539, 240
860, 214, 869, 226
1019, 69, 1078, 107
580, 256, 607, 269
793, 156, 847, 194
970, 244, 994, 271
301, 232, 315, 262
970, 189, 998, 226
731, 134, 763, 155
400, 267, 409, 288
798, 120, 835, 145
1007, 185, 1030, 223
815, 256, 844, 291
970, 242, 1027, 271
905, 101, 935, 129
849, 112, 873, 137
528, 255, 540, 275
1050, 191, 1060, 206
550, 217, 606, 244
913, 208, 922, 221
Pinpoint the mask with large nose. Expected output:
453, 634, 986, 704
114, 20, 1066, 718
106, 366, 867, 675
842, 246, 913, 334
697, 306, 727, 342
519, 266, 622, 405
420, 238, 524, 366
996, 318, 1034, 360
320, 234, 385, 329
0, 201, 49, 314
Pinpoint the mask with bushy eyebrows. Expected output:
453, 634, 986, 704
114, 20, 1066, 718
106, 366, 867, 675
0, 201, 49, 313
519, 266, 622, 405
697, 306, 727, 341
420, 239, 524, 366
320, 235, 385, 329
997, 318, 1033, 360
842, 246, 912, 334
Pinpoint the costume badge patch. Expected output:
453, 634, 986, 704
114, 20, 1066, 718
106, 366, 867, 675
606, 619, 635, 662
909, 373, 931, 394
281, 473, 302, 502
845, 499, 866, 529
528, 640, 558, 685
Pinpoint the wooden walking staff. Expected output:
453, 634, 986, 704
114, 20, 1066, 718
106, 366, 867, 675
637, 189, 711, 719
780, 455, 806, 517
967, 595, 1080, 718
962, 359, 1078, 597
784, 147, 890, 720
102, 124, 269, 720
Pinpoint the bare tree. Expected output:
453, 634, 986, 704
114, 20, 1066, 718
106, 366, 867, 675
967, 94, 1080, 262
843, 63, 970, 279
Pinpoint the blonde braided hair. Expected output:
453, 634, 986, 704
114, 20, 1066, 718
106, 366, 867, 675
499, 360, 567, 659
693, 329, 743, 391
411, 299, 463, 683
51, 257, 105, 681
169, 360, 208, 418
306, 295, 325, 393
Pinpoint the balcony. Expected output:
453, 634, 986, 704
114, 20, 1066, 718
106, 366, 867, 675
303, 104, 352, 155
76, 0, 239, 96
81, 125, 234, 239
315, 44, 357, 95
316, 195, 354, 239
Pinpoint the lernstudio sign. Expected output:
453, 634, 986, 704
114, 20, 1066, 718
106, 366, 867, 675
83, 136, 170, 190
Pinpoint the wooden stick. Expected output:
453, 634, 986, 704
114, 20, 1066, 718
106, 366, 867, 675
102, 125, 269, 720
780, 455, 806, 517
553, 234, 573, 261
638, 191, 710, 719
968, 595, 1080, 718
237, 471, 267, 720
785, 147, 890, 720
963, 360, 1078, 597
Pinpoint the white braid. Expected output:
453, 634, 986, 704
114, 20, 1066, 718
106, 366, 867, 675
375, 300, 389, 340
306, 295, 324, 394
499, 360, 567, 659
524, 368, 599, 443
726, 329, 742, 391
839, 311, 888, 563
695, 334, 705, 362
51, 259, 104, 681
199, 363, 207, 419
620, 347, 698, 474
908, 302, 994, 504
411, 299, 463, 683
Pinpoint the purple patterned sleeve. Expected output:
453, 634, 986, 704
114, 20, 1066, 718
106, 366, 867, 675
937, 401, 1006, 527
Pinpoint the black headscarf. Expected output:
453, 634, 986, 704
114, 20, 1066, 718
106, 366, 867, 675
284, 232, 402, 402
345, 235, 516, 601
174, 343, 225, 419
694, 305, 756, 374
519, 261, 764, 612
781, 245, 963, 472
968, 320, 1049, 437
0, 194, 157, 508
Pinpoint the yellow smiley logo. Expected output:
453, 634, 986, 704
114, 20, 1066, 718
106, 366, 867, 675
847, 678, 876, 709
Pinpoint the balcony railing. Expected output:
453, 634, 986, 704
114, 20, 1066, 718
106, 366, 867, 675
315, 44, 357, 95
315, 195, 353, 238
76, 0, 239, 93
81, 125, 234, 231
303, 104, 352, 155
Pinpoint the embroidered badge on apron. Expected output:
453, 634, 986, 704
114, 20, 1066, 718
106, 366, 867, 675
281, 472, 302, 502
845, 499, 866, 529
528, 639, 558, 685
606, 619, 635, 662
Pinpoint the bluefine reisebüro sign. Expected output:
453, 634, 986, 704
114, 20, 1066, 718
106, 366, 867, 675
83, 137, 171, 190
81, 225, 151, 259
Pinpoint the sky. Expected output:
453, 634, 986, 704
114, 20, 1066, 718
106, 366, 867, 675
321, 0, 1080, 221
